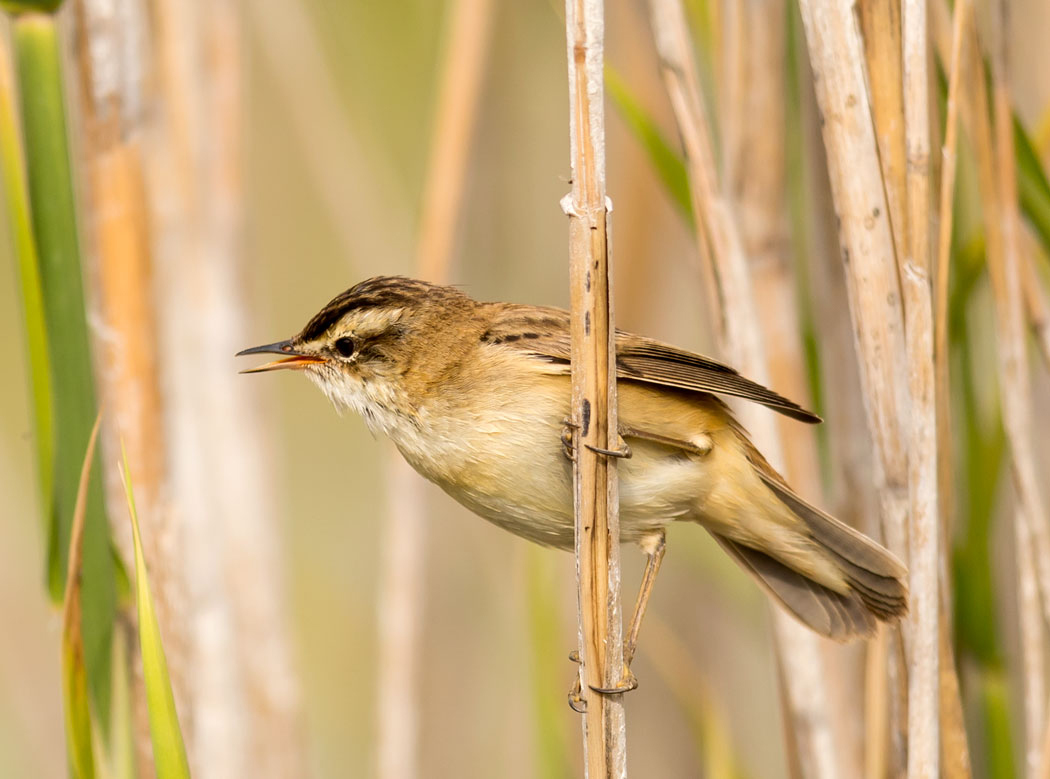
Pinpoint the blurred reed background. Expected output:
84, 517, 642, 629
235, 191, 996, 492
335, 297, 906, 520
1, 0, 1049, 777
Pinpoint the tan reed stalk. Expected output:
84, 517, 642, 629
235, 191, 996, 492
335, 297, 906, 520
899, 1, 941, 773
732, 0, 869, 773
953, 13, 1046, 774
148, 0, 302, 774
932, 2, 974, 774
647, 0, 847, 775
377, 1, 494, 776
983, 2, 1050, 772
70, 0, 183, 771
794, 1, 927, 774
857, 0, 908, 271
244, 0, 413, 265
563, 0, 628, 773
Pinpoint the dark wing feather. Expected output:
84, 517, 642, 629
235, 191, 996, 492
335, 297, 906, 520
614, 338, 821, 423
482, 304, 820, 424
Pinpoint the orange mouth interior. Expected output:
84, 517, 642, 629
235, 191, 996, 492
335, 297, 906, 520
240, 355, 325, 374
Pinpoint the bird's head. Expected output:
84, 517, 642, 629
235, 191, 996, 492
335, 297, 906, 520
238, 276, 474, 427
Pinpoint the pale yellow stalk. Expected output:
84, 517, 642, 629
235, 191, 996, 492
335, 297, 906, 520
564, 0, 628, 773
647, 0, 847, 775
377, 1, 495, 776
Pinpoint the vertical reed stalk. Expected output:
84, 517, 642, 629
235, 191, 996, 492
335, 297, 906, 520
244, 0, 412, 265
71, 4, 181, 771
376, 2, 494, 776
900, 1, 940, 774
795, 1, 926, 773
564, 0, 627, 773
983, 1, 1050, 772
932, 1, 973, 774
148, 0, 303, 774
648, 1, 844, 775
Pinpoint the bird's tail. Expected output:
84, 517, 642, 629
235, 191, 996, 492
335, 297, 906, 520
707, 441, 908, 641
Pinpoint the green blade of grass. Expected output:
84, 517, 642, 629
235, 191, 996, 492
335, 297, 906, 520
0, 29, 52, 535
10, 12, 115, 722
120, 441, 190, 779
1015, 116, 1050, 256
605, 66, 693, 222
61, 413, 103, 779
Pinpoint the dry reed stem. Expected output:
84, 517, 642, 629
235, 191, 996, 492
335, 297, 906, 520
641, 616, 738, 778
149, 1, 303, 774
953, 14, 1047, 774
71, 2, 183, 771
933, 0, 968, 547
931, 3, 974, 774
857, 0, 908, 273
415, 0, 494, 282
732, 0, 865, 772
795, 3, 925, 772
648, 1, 844, 776
900, 1, 940, 774
795, 0, 910, 568
245, 0, 413, 265
564, 0, 627, 774
983, 2, 1050, 772
376, 1, 494, 776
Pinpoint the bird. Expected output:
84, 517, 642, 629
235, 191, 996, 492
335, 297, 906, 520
238, 275, 906, 666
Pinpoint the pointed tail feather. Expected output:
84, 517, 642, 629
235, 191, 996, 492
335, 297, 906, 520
713, 535, 877, 639
756, 471, 909, 624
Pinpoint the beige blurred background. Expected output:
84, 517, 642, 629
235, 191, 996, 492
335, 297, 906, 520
2, 0, 1050, 776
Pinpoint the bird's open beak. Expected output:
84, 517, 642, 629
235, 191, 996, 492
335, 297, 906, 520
236, 340, 324, 373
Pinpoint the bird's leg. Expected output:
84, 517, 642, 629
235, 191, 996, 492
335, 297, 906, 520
569, 532, 666, 701
623, 531, 666, 669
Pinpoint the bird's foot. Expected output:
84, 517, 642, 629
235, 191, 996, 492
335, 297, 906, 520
560, 419, 577, 462
566, 650, 638, 713
567, 650, 587, 713
560, 419, 632, 461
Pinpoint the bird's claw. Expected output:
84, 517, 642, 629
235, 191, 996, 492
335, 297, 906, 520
561, 419, 632, 461
585, 439, 632, 459
566, 652, 638, 712
560, 419, 577, 462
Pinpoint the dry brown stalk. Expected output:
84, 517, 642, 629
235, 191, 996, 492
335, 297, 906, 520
244, 0, 413, 265
377, 1, 494, 776
931, 2, 974, 774
147, 0, 303, 774
564, 0, 627, 773
795, 1, 933, 774
900, 0, 940, 773
795, 0, 910, 574
983, 1, 1050, 772
952, 12, 1047, 773
415, 0, 494, 282
71, 2, 183, 771
857, 0, 909, 271
647, 0, 846, 775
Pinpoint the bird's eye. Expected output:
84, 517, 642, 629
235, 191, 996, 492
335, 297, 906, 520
333, 336, 356, 358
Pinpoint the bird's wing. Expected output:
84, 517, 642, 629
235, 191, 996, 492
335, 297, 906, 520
483, 304, 820, 424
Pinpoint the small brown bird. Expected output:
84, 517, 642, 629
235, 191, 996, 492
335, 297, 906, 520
239, 276, 906, 653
